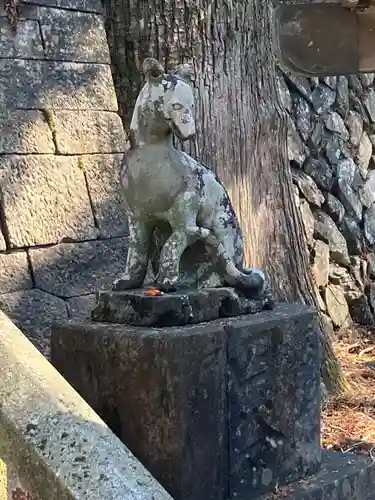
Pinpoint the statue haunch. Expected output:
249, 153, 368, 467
114, 57, 267, 295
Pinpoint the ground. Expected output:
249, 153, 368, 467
322, 323, 375, 458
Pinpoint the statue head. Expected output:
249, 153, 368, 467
130, 58, 196, 144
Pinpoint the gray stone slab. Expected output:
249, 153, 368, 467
66, 293, 96, 319
39, 8, 110, 63
0, 18, 44, 59
52, 111, 126, 154
0, 155, 97, 247
23, 0, 103, 13
52, 319, 228, 500
0, 251, 32, 293
92, 286, 274, 326
226, 306, 321, 498
0, 311, 173, 500
29, 237, 128, 298
52, 303, 320, 500
0, 111, 55, 154
0, 288, 68, 358
0, 60, 117, 111
83, 154, 128, 238
261, 451, 375, 500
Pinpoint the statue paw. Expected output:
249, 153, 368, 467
241, 268, 266, 295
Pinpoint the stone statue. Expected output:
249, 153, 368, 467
113, 58, 270, 298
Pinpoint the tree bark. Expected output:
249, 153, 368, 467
104, 0, 346, 394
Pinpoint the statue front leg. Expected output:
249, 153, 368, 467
113, 216, 152, 290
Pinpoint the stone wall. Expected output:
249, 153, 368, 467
280, 72, 375, 332
0, 0, 128, 358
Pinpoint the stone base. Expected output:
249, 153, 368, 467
52, 304, 320, 500
261, 450, 375, 499
91, 285, 275, 326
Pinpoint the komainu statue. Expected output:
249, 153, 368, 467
113, 58, 270, 300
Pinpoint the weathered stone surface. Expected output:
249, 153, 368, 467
82, 154, 128, 238
0, 111, 54, 154
53, 317, 228, 500
335, 76, 349, 116
263, 451, 375, 500
39, 7, 110, 63
336, 157, 356, 184
325, 284, 350, 328
0, 60, 117, 110
0, 155, 97, 247
364, 88, 375, 122
314, 211, 350, 266
312, 240, 329, 289
324, 193, 345, 224
52, 304, 320, 500
350, 91, 370, 126
30, 237, 128, 298
304, 157, 333, 191
340, 215, 363, 255
52, 111, 126, 154
321, 76, 336, 90
359, 170, 375, 208
329, 264, 362, 302
347, 75, 362, 95
311, 84, 335, 114
348, 295, 374, 326
324, 138, 343, 166
299, 200, 314, 245
325, 112, 348, 140
226, 306, 320, 498
0, 18, 43, 59
293, 95, 311, 141
284, 74, 311, 102
346, 110, 363, 147
287, 116, 307, 165
357, 131, 373, 178
92, 285, 274, 326
0, 289, 67, 358
337, 179, 362, 222
364, 204, 375, 246
23, 0, 103, 13
66, 294, 96, 320
292, 169, 324, 207
360, 74, 374, 88
0, 311, 173, 500
0, 251, 32, 293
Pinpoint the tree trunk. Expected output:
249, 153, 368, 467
104, 0, 346, 394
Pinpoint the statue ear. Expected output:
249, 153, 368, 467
143, 58, 164, 82
173, 63, 194, 83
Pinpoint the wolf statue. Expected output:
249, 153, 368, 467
113, 58, 269, 297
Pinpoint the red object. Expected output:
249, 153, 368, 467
145, 289, 163, 296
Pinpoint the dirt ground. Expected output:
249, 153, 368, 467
322, 323, 375, 458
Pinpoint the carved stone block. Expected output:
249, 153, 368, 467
0, 60, 117, 110
0, 18, 44, 59
38, 7, 110, 63
52, 303, 321, 499
0, 155, 97, 247
52, 111, 126, 154
0, 111, 55, 154
91, 286, 274, 326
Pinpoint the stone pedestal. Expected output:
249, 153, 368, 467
52, 303, 321, 500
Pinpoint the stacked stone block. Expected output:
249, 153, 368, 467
280, 72, 375, 333
0, 0, 128, 358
